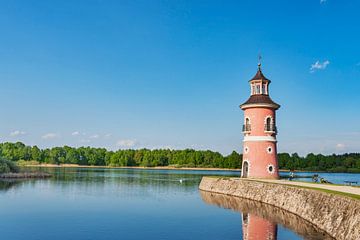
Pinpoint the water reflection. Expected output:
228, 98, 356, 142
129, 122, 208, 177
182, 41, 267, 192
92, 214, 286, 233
21, 167, 233, 194
200, 191, 333, 240
0, 180, 23, 192
242, 212, 277, 240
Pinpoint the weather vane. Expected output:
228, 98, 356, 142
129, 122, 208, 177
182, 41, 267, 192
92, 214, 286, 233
258, 54, 262, 69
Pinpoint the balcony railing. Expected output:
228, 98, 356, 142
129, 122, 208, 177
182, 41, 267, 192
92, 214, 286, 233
242, 124, 251, 132
264, 124, 277, 133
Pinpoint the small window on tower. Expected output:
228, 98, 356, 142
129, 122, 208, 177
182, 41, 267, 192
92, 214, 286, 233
262, 84, 266, 94
267, 164, 275, 174
256, 85, 261, 94
244, 146, 249, 153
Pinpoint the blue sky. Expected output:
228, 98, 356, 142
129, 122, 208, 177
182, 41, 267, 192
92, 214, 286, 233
0, 0, 359, 155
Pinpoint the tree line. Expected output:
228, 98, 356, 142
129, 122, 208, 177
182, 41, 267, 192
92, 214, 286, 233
0, 142, 241, 169
278, 153, 360, 173
0, 142, 359, 172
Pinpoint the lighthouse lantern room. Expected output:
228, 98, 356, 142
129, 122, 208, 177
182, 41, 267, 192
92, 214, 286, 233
240, 63, 280, 179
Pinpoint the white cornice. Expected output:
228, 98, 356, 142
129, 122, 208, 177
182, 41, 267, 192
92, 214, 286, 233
240, 103, 280, 110
243, 136, 277, 142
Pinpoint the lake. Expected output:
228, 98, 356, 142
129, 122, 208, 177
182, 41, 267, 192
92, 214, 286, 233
0, 167, 355, 240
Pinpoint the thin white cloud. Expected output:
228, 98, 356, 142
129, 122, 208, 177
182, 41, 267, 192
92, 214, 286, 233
320, 0, 327, 4
41, 133, 58, 140
89, 134, 100, 139
71, 131, 80, 136
335, 143, 346, 151
116, 139, 137, 148
310, 60, 330, 73
104, 133, 112, 138
72, 131, 87, 136
9, 130, 26, 137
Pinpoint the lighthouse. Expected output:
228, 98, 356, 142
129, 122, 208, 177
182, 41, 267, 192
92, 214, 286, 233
240, 63, 280, 179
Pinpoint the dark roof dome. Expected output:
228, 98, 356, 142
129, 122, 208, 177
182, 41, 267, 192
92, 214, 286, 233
240, 95, 280, 109
249, 65, 271, 82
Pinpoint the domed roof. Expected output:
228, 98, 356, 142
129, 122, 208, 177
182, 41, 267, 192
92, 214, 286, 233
240, 94, 280, 109
240, 64, 280, 110
249, 66, 271, 82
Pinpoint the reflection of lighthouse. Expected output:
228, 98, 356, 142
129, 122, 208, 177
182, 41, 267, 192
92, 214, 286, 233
242, 213, 277, 240
240, 62, 280, 179
200, 191, 332, 240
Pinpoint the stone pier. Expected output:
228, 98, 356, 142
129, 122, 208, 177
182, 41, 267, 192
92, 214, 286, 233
199, 177, 360, 240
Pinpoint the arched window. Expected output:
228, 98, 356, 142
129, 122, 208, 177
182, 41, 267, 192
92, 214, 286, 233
265, 117, 272, 131
262, 84, 266, 94
266, 117, 271, 125
256, 85, 261, 94
242, 161, 249, 178
243, 117, 251, 132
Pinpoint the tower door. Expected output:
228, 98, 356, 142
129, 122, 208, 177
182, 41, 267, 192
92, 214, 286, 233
242, 161, 249, 178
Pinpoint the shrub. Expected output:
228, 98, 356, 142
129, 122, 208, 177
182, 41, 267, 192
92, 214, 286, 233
0, 158, 20, 174
347, 168, 360, 173
328, 166, 347, 173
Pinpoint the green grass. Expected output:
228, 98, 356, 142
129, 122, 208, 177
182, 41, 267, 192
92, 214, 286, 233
293, 185, 360, 200
254, 180, 360, 200
287, 180, 360, 189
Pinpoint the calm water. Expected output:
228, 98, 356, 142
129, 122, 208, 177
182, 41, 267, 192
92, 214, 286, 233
0, 168, 351, 240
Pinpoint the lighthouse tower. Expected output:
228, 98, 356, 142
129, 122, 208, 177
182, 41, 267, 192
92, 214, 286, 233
240, 63, 280, 179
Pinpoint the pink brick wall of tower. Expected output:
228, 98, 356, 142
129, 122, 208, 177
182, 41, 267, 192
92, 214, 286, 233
242, 107, 279, 179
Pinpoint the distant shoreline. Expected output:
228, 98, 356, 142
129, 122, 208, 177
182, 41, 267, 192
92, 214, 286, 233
24, 164, 240, 171
22, 163, 328, 173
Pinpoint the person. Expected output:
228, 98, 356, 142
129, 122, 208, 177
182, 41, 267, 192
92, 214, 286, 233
312, 174, 319, 183
320, 178, 332, 184
289, 171, 294, 180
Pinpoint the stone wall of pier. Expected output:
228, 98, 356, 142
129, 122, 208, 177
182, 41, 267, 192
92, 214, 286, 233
199, 177, 360, 240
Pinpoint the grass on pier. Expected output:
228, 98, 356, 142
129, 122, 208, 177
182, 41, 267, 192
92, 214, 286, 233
251, 179, 360, 200
285, 184, 360, 200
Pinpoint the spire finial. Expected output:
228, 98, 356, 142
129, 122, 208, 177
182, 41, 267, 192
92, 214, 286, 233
258, 54, 262, 70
